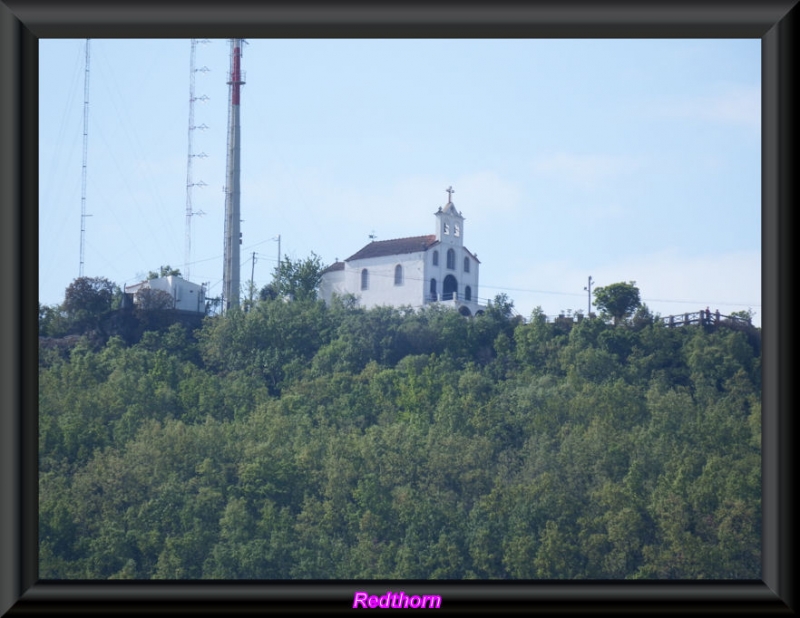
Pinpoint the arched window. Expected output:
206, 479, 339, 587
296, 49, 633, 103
429, 278, 437, 301
361, 268, 369, 290
465, 285, 472, 301
394, 264, 403, 285
432, 250, 439, 266
446, 248, 455, 270
454, 224, 460, 237
443, 223, 450, 235
463, 257, 470, 273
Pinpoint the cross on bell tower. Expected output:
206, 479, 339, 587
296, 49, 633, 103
435, 186, 465, 245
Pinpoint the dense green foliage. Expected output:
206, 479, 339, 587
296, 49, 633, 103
39, 274, 205, 345
147, 265, 182, 280
39, 295, 761, 580
43, 276, 120, 337
592, 281, 641, 325
272, 253, 325, 302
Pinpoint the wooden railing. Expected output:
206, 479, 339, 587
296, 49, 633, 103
661, 309, 752, 328
544, 309, 753, 330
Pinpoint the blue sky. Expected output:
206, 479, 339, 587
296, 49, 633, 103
39, 38, 761, 324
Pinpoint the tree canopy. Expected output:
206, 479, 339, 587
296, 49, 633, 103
61, 276, 118, 333
63, 276, 116, 315
39, 283, 761, 581
593, 281, 642, 325
271, 252, 324, 302
147, 265, 182, 280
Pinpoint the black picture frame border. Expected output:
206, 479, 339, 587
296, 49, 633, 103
2, 1, 795, 614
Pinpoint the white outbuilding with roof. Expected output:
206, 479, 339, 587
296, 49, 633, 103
124, 275, 207, 313
319, 188, 486, 316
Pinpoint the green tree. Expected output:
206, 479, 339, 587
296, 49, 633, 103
147, 265, 182, 279
487, 292, 515, 321
62, 276, 118, 333
258, 282, 278, 302
593, 281, 641, 325
39, 302, 69, 337
729, 308, 756, 324
274, 253, 324, 301
631, 303, 656, 330
135, 287, 174, 311
197, 296, 331, 393
132, 287, 177, 334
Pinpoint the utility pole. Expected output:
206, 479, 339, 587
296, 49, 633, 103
249, 251, 257, 306
584, 276, 594, 317
223, 38, 245, 311
273, 234, 281, 283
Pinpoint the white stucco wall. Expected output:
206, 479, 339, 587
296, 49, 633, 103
318, 201, 485, 315
319, 268, 347, 304
319, 248, 483, 315
423, 246, 480, 312
127, 276, 206, 313
346, 252, 427, 309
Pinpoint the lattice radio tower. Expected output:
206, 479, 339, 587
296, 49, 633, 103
184, 38, 211, 281
78, 39, 91, 278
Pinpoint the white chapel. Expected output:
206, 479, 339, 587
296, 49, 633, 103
319, 188, 486, 316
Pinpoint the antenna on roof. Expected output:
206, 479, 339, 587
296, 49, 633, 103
369, 230, 377, 241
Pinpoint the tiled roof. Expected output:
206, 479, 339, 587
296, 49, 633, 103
345, 235, 438, 262
321, 261, 345, 275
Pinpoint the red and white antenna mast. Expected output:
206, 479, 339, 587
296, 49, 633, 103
223, 38, 245, 310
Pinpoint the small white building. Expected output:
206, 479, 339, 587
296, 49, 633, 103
124, 275, 206, 313
320, 189, 486, 316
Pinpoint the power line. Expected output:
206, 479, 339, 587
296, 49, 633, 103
138, 245, 760, 313
309, 264, 760, 309
479, 283, 759, 308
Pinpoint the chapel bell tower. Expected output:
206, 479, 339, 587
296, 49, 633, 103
434, 186, 465, 246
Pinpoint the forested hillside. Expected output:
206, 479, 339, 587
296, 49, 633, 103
39, 293, 761, 579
